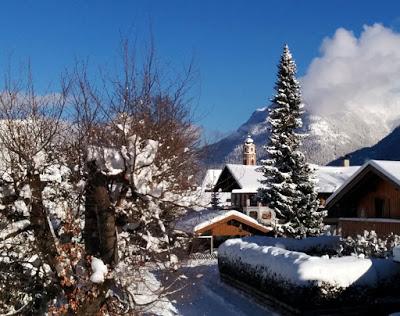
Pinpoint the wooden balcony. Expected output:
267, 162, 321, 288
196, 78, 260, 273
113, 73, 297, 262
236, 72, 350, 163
339, 217, 400, 237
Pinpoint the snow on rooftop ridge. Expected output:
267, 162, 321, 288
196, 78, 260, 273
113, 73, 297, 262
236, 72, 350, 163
369, 160, 400, 185
175, 209, 270, 234
193, 210, 270, 233
223, 163, 358, 194
224, 164, 264, 191
175, 209, 227, 233
313, 165, 360, 193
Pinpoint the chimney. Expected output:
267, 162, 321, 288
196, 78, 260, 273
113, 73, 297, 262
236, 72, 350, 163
343, 155, 350, 167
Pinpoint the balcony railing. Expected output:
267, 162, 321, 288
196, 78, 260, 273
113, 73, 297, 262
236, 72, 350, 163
339, 217, 400, 237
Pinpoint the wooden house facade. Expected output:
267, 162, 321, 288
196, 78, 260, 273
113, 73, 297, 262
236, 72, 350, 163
213, 163, 359, 224
326, 160, 400, 236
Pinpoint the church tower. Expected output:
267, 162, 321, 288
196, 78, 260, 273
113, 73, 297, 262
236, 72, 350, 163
243, 134, 256, 165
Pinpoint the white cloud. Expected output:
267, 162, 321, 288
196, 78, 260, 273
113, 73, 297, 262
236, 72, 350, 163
301, 23, 400, 123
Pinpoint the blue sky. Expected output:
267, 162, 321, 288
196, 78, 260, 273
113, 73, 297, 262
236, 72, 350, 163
0, 1, 400, 139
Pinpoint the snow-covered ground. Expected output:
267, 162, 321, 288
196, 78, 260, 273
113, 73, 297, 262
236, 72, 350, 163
144, 258, 277, 316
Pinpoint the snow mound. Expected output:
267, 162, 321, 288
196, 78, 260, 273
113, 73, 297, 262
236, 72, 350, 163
219, 238, 400, 289
90, 257, 108, 284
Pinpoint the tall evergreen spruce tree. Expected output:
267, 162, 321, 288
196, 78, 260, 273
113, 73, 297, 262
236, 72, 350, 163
259, 45, 325, 238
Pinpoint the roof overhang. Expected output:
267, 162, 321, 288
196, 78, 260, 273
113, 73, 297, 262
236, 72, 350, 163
194, 211, 271, 235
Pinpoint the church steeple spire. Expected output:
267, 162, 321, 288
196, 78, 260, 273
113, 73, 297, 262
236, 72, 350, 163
243, 134, 256, 165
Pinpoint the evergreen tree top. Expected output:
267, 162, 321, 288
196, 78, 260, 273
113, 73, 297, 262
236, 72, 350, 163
275, 44, 298, 89
282, 44, 293, 62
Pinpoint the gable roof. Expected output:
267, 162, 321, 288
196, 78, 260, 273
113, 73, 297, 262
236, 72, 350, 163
224, 164, 263, 193
215, 163, 359, 194
175, 209, 271, 235
201, 169, 222, 191
325, 160, 400, 208
314, 165, 360, 194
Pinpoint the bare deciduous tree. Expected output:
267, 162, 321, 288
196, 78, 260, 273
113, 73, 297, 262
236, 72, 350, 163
0, 38, 201, 315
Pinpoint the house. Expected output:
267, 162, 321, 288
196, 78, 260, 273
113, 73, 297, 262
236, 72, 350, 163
175, 209, 272, 237
314, 164, 360, 207
175, 209, 272, 251
325, 160, 400, 236
213, 136, 359, 223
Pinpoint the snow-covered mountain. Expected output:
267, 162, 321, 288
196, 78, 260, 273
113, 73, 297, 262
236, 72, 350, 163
203, 107, 400, 167
330, 125, 400, 166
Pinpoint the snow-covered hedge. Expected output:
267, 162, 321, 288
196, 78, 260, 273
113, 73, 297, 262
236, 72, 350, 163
218, 238, 400, 309
243, 235, 341, 254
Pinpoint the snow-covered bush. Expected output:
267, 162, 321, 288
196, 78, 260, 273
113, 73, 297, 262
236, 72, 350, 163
218, 238, 400, 310
339, 230, 400, 258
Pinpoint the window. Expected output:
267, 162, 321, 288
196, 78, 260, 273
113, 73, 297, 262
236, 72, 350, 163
250, 195, 257, 206
374, 198, 384, 218
249, 211, 258, 219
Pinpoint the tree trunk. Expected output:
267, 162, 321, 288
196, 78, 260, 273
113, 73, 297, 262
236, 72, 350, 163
29, 172, 59, 266
29, 172, 60, 312
84, 164, 118, 266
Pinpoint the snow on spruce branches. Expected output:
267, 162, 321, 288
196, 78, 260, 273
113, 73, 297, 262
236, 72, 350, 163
258, 45, 325, 238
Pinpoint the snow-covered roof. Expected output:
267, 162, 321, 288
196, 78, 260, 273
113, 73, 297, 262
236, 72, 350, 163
175, 209, 227, 233
224, 164, 263, 193
219, 164, 358, 194
175, 209, 271, 234
314, 165, 360, 193
326, 160, 400, 207
201, 169, 222, 191
194, 210, 270, 234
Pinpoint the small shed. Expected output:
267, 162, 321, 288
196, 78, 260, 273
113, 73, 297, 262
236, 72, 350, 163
193, 210, 271, 237
175, 209, 272, 252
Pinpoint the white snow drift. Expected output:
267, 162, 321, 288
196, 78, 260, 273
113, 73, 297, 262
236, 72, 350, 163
219, 238, 400, 288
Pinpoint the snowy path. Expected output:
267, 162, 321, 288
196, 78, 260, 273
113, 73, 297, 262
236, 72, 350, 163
153, 259, 278, 316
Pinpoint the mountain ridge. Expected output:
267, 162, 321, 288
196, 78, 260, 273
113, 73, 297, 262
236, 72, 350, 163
204, 106, 400, 167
